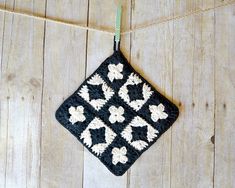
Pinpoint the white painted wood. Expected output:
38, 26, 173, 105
173, 0, 215, 17
215, 0, 235, 6
174, 0, 198, 17
0, 1, 235, 188
171, 13, 195, 188
201, 0, 214, 10
171, 1, 215, 187
40, 0, 88, 187
5, 0, 45, 15
129, 1, 174, 188
191, 10, 215, 188
0, 6, 45, 188
83, 1, 131, 188
214, 4, 235, 188
0, 9, 7, 188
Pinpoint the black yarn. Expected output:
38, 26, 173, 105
127, 83, 145, 101
88, 84, 105, 100
90, 127, 106, 145
131, 126, 148, 143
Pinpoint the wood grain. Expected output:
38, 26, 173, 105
191, 10, 215, 188
0, 0, 45, 186
214, 4, 235, 188
40, 0, 88, 187
0, 9, 6, 188
171, 1, 215, 187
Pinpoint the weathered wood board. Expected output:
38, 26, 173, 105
0, 0, 234, 188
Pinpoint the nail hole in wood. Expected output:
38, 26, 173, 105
206, 102, 209, 108
210, 135, 215, 144
192, 102, 195, 107
223, 103, 226, 109
179, 102, 182, 107
7, 73, 16, 81
29, 78, 40, 88
137, 51, 140, 60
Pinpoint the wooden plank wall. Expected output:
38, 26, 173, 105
0, 0, 234, 188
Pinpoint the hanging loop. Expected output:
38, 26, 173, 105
114, 0, 122, 51
113, 36, 120, 51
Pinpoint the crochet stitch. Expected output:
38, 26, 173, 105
55, 51, 179, 176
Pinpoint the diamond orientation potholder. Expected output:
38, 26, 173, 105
55, 45, 179, 176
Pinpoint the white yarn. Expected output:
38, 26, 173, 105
109, 106, 125, 124
107, 63, 123, 82
149, 103, 168, 122
121, 116, 158, 151
80, 117, 116, 156
112, 146, 128, 165
68, 106, 86, 124
118, 73, 153, 111
78, 74, 114, 111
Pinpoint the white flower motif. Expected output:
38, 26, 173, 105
68, 106, 86, 124
108, 106, 125, 124
112, 147, 128, 165
107, 63, 123, 82
149, 103, 168, 122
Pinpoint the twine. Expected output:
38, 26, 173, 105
0, 1, 234, 35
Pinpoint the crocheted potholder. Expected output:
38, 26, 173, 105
55, 48, 179, 176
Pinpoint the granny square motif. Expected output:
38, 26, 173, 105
55, 51, 179, 176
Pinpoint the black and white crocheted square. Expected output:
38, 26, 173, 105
55, 51, 179, 176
